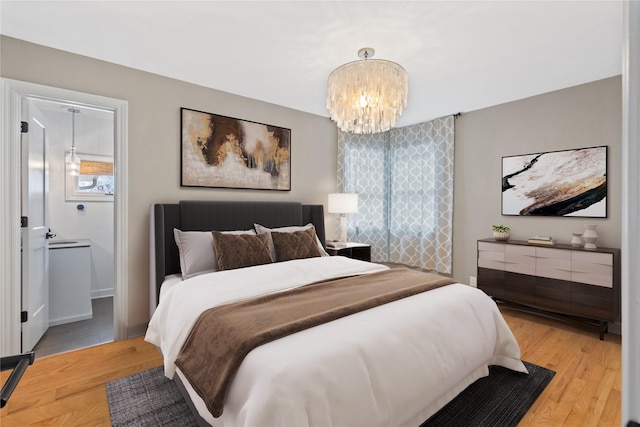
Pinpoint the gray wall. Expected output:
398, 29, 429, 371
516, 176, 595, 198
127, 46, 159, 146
1, 36, 338, 335
452, 76, 622, 284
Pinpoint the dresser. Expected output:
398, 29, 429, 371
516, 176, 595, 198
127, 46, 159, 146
477, 238, 620, 339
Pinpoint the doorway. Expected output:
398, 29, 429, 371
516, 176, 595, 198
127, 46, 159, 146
0, 78, 128, 358
27, 98, 116, 356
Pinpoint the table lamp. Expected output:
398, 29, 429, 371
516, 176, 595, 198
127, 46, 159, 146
328, 193, 358, 243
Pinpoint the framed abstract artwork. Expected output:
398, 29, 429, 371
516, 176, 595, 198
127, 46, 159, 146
180, 107, 291, 191
501, 145, 607, 217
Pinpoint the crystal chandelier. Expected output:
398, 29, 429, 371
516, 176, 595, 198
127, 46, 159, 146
64, 107, 81, 176
327, 48, 408, 134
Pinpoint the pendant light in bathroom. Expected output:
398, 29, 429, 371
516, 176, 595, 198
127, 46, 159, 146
64, 107, 81, 176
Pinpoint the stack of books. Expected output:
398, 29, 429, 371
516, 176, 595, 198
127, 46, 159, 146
527, 235, 555, 246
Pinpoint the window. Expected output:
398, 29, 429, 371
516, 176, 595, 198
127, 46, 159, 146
337, 116, 455, 273
65, 153, 114, 202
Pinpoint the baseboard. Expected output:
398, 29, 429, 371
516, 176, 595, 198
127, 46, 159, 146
91, 289, 114, 299
609, 321, 621, 335
127, 323, 148, 339
49, 312, 93, 327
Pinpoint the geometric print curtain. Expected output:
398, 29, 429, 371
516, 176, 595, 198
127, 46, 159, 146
337, 115, 455, 273
337, 131, 389, 263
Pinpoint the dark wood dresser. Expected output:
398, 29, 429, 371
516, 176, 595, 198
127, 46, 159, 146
477, 238, 620, 339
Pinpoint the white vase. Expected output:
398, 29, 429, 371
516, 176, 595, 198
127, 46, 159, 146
493, 231, 510, 241
582, 224, 598, 249
571, 233, 583, 247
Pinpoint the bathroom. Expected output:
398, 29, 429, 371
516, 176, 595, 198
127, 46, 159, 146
26, 98, 115, 357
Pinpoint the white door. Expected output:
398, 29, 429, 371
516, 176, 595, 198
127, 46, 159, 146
21, 101, 50, 352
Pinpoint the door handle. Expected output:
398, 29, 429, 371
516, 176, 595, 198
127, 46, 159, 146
45, 229, 56, 239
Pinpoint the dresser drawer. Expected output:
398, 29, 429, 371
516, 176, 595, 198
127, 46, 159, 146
505, 245, 535, 275
536, 277, 572, 313
478, 241, 506, 253
478, 242, 505, 271
571, 282, 615, 320
571, 251, 613, 288
572, 251, 613, 266
504, 272, 536, 306
535, 247, 572, 281
477, 267, 506, 299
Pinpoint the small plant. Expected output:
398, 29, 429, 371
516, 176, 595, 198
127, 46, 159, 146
492, 224, 510, 233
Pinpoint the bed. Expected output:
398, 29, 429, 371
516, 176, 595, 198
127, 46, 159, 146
145, 200, 527, 427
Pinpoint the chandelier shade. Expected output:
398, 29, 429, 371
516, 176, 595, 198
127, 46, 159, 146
327, 48, 408, 134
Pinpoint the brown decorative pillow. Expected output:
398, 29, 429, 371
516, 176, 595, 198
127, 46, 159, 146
211, 231, 273, 271
270, 227, 322, 262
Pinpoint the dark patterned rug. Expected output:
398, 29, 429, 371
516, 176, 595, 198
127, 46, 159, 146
107, 361, 554, 427
420, 361, 554, 427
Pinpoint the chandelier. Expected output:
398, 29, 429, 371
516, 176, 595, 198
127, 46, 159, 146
327, 48, 408, 134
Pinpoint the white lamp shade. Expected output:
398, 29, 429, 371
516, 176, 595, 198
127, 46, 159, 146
328, 193, 358, 214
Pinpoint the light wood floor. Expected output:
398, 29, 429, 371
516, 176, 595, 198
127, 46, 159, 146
505, 308, 622, 427
1, 308, 621, 426
1, 336, 163, 426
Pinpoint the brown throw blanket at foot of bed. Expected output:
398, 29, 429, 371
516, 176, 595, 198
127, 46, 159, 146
175, 268, 455, 418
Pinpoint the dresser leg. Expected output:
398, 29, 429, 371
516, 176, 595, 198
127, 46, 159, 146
599, 321, 608, 340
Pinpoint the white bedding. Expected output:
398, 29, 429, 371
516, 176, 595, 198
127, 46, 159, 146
145, 256, 526, 427
159, 273, 182, 301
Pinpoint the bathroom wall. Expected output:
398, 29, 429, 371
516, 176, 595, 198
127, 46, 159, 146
34, 100, 115, 298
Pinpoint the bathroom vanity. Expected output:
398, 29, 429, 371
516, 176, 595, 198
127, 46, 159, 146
49, 240, 93, 326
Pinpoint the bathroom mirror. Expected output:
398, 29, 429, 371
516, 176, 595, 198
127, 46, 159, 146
65, 153, 114, 202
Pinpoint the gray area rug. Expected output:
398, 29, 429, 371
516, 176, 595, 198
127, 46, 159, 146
107, 361, 554, 427
107, 367, 197, 426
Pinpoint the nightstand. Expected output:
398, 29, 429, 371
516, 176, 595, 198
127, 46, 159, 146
326, 242, 371, 262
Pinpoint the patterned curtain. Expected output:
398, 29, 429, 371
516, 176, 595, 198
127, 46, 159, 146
337, 131, 389, 262
337, 116, 455, 273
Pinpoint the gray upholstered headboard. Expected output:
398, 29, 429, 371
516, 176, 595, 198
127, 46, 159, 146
149, 200, 326, 313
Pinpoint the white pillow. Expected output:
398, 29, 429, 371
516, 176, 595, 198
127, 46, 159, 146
253, 223, 330, 260
173, 228, 255, 280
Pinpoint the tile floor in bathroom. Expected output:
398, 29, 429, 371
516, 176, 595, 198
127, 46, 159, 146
33, 296, 114, 358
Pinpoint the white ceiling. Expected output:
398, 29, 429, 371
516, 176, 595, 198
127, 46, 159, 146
0, 1, 623, 127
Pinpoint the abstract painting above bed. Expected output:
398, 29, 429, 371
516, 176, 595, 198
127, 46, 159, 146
180, 108, 291, 191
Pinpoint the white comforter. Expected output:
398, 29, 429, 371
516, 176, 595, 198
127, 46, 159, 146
145, 256, 526, 427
